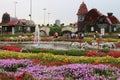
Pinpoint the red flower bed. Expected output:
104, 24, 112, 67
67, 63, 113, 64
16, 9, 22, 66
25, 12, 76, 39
31, 58, 70, 66
107, 51, 120, 58
85, 51, 99, 57
2, 46, 23, 52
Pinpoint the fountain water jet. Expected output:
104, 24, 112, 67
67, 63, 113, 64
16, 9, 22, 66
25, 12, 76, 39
34, 25, 40, 45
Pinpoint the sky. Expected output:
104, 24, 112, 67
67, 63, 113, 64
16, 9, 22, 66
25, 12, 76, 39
0, 0, 120, 25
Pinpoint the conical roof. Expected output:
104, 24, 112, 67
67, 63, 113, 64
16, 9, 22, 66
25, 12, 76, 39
77, 2, 88, 15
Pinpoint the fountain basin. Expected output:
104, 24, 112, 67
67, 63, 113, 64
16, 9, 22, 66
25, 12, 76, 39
25, 41, 73, 50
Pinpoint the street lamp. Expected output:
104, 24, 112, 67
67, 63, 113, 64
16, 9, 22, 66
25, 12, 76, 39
43, 8, 46, 25
14, 1, 18, 17
48, 13, 50, 24
29, 0, 32, 20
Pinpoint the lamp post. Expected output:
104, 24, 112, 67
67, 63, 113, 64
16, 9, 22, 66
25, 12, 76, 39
29, 0, 32, 20
43, 8, 46, 25
14, 1, 18, 17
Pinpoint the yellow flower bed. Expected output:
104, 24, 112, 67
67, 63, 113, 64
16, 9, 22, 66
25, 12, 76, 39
85, 37, 119, 42
84, 37, 93, 41
102, 38, 118, 42
117, 40, 120, 43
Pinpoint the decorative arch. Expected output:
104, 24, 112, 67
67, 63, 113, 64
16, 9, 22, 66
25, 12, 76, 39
40, 30, 47, 36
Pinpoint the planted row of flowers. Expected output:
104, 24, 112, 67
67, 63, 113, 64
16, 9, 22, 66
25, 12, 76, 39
2, 46, 120, 58
0, 51, 120, 66
2, 46, 23, 52
85, 51, 120, 58
0, 59, 120, 80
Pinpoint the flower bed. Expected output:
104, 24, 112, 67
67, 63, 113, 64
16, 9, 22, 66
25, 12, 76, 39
0, 59, 35, 80
0, 51, 120, 68
0, 59, 32, 72
0, 59, 119, 80
108, 51, 120, 58
2, 46, 23, 52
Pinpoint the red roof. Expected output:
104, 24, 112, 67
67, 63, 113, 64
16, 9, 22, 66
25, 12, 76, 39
105, 16, 112, 25
77, 2, 88, 15
84, 8, 103, 25
7, 17, 18, 26
0, 17, 18, 26
107, 16, 120, 24
98, 15, 120, 25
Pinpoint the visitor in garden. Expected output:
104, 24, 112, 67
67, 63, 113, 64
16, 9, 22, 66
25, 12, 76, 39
75, 34, 78, 39
66, 33, 71, 39
53, 32, 58, 38
79, 33, 81, 39
71, 33, 75, 39
56, 32, 58, 38
81, 33, 84, 39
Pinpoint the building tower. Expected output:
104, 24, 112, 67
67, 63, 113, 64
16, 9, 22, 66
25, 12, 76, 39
77, 2, 88, 32
55, 20, 61, 26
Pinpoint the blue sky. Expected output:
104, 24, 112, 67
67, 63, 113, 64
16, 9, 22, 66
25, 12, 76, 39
0, 0, 120, 25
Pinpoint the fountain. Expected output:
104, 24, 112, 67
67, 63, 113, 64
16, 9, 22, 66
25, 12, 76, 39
26, 25, 71, 50
28, 24, 71, 50
34, 25, 40, 45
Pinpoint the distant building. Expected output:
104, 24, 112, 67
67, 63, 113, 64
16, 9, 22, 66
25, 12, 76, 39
55, 20, 60, 26
77, 2, 120, 34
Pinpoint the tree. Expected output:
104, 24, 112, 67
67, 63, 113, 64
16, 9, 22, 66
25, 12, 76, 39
49, 26, 62, 36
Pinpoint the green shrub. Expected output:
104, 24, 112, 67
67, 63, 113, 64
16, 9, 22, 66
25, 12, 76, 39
29, 48, 40, 53
67, 50, 84, 56
22, 48, 85, 56
49, 26, 62, 36
98, 49, 110, 53
52, 50, 67, 55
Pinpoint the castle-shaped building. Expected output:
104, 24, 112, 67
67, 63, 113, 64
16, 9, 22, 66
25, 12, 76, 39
77, 2, 120, 34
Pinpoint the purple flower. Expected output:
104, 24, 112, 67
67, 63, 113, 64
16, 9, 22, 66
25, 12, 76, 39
0, 59, 120, 80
